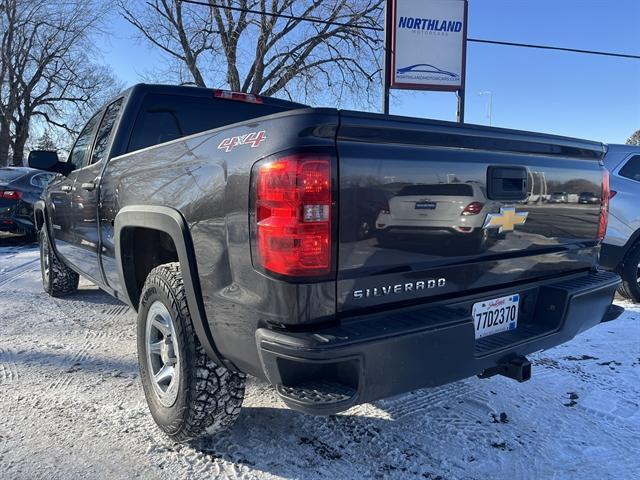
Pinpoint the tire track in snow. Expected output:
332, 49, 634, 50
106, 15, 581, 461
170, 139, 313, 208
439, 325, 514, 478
377, 380, 477, 421
0, 348, 19, 384
102, 304, 131, 319
0, 258, 39, 288
533, 353, 639, 433
44, 329, 108, 396
0, 391, 18, 479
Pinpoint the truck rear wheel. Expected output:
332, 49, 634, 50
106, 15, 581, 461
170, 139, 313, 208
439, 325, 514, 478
137, 263, 245, 442
617, 243, 640, 303
39, 228, 79, 297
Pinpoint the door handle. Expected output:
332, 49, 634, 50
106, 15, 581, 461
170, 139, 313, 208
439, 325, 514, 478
61, 185, 72, 193
81, 182, 96, 191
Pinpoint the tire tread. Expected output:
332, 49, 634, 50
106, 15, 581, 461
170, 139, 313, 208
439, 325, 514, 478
139, 263, 245, 442
40, 229, 79, 297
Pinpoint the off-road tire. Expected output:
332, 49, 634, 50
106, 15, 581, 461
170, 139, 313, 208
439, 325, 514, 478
617, 242, 640, 303
137, 262, 246, 442
39, 228, 79, 297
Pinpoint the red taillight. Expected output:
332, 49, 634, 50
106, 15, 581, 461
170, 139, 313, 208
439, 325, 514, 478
381, 199, 390, 215
214, 89, 263, 104
461, 202, 484, 216
597, 169, 610, 242
0, 190, 21, 200
254, 154, 332, 277
609, 190, 617, 199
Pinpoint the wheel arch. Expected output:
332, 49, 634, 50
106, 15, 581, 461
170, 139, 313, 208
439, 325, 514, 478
618, 229, 640, 270
34, 200, 46, 231
114, 205, 233, 370
33, 200, 59, 257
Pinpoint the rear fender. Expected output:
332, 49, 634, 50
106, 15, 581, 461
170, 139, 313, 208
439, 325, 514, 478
113, 205, 233, 370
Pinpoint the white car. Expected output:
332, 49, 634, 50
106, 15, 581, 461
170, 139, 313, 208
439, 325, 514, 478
375, 183, 496, 235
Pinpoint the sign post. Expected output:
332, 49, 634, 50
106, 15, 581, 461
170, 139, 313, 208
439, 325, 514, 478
383, 0, 468, 122
382, 0, 393, 115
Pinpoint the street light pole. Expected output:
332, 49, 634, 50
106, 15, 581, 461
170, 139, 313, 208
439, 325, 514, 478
478, 91, 493, 126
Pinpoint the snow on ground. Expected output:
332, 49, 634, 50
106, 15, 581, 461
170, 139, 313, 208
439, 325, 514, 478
0, 239, 638, 480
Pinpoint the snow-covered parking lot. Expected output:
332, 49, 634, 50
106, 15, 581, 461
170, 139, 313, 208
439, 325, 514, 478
1, 240, 639, 480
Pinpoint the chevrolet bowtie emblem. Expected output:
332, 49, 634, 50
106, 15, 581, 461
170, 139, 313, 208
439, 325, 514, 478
483, 207, 528, 233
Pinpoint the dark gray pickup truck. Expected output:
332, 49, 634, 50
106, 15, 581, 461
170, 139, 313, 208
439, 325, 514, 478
31, 84, 622, 442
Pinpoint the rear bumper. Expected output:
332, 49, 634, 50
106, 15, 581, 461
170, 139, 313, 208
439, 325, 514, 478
375, 219, 484, 232
599, 243, 625, 271
256, 270, 621, 415
0, 202, 35, 233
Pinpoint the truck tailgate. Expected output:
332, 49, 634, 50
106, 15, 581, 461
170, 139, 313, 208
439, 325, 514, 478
336, 111, 606, 313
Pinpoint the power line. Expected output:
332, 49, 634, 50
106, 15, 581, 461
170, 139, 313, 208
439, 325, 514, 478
179, 0, 640, 60
179, 0, 383, 32
467, 38, 640, 60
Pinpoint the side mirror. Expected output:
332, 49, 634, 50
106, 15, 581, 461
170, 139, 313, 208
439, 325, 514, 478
28, 150, 65, 174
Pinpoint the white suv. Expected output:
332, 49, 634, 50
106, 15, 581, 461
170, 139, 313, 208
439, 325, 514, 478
601, 144, 640, 302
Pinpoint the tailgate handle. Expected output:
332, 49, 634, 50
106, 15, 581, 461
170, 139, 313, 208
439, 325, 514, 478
487, 166, 528, 201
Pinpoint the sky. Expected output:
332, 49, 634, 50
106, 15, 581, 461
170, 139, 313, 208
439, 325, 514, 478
96, 0, 640, 144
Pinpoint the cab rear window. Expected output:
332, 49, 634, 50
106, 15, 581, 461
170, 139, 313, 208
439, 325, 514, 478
127, 94, 290, 153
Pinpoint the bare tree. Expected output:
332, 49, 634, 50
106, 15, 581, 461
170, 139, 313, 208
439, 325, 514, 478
120, 0, 383, 107
0, 0, 120, 166
627, 129, 640, 146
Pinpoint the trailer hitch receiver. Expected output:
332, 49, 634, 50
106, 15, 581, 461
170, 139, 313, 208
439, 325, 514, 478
478, 356, 532, 383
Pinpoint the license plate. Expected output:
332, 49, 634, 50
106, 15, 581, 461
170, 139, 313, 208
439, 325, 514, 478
415, 201, 436, 210
472, 294, 519, 339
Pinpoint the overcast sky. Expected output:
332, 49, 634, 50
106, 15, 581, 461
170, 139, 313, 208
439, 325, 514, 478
97, 0, 640, 144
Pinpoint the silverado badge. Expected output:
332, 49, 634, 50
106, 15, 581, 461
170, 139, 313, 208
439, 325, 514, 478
483, 207, 528, 233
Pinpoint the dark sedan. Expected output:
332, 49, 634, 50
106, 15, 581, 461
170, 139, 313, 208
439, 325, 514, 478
578, 191, 600, 204
0, 167, 56, 237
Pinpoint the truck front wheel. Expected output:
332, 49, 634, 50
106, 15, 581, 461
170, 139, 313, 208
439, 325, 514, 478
39, 228, 79, 297
137, 263, 245, 442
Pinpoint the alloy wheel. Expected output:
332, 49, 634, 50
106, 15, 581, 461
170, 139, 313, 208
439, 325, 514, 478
145, 300, 181, 407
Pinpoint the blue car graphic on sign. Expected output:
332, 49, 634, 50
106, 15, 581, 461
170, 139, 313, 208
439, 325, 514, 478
396, 64, 459, 79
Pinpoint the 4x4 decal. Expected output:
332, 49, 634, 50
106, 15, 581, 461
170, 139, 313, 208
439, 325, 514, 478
218, 130, 266, 152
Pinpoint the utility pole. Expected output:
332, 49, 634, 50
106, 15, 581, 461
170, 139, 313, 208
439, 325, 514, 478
457, 90, 466, 124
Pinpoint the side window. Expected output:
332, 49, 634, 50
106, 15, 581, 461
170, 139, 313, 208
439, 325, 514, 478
619, 155, 640, 182
128, 110, 183, 153
91, 98, 123, 165
67, 113, 101, 172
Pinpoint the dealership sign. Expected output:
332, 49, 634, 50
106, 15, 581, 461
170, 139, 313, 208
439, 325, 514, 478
391, 0, 468, 91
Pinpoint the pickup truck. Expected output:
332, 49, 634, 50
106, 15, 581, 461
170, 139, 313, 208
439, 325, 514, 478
30, 84, 622, 443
